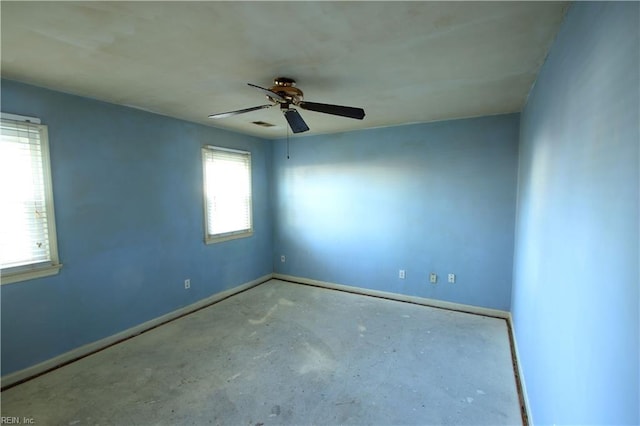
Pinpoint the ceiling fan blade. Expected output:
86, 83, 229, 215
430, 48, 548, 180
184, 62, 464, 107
283, 108, 309, 133
299, 101, 365, 120
247, 83, 286, 102
208, 104, 273, 119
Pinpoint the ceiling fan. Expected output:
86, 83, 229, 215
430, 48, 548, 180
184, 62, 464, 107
208, 77, 365, 134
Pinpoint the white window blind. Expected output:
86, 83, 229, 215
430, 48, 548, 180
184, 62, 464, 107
0, 115, 61, 283
202, 146, 253, 243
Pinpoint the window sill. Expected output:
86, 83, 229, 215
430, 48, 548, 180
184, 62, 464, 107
1, 263, 62, 285
205, 230, 253, 244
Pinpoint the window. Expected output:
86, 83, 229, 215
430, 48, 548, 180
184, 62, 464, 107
202, 146, 253, 243
0, 113, 61, 284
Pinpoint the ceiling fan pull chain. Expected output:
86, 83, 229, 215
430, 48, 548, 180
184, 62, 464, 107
286, 125, 290, 160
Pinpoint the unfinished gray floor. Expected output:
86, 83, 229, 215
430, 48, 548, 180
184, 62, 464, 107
1, 279, 522, 425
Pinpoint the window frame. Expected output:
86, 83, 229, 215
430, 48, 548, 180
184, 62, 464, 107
1, 113, 62, 285
201, 145, 254, 244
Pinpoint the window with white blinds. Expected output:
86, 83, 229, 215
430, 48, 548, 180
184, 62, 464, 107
0, 114, 61, 284
202, 146, 253, 243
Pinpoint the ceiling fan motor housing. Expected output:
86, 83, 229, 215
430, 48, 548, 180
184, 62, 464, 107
269, 77, 303, 104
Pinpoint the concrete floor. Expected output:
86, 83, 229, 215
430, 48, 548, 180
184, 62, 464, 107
1, 279, 522, 425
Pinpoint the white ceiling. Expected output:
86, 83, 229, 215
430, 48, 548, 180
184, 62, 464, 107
1, 1, 568, 139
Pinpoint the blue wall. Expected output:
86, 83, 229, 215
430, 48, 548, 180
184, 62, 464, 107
272, 114, 519, 311
0, 80, 274, 376
512, 2, 639, 425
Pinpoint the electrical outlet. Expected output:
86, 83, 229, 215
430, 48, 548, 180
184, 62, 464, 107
448, 273, 456, 283
280, 255, 286, 263
184, 279, 191, 289
429, 273, 437, 284
399, 269, 406, 279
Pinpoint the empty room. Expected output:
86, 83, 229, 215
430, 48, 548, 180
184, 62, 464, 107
1, 2, 638, 425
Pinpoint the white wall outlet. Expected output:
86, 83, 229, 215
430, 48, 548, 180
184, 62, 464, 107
429, 273, 437, 284
280, 255, 286, 263
448, 273, 456, 283
184, 279, 191, 289
399, 269, 406, 279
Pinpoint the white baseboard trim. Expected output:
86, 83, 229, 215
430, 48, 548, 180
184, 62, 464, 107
273, 273, 510, 319
507, 313, 533, 425
1, 273, 273, 389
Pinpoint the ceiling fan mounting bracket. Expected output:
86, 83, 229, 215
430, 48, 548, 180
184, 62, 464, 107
273, 77, 296, 87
